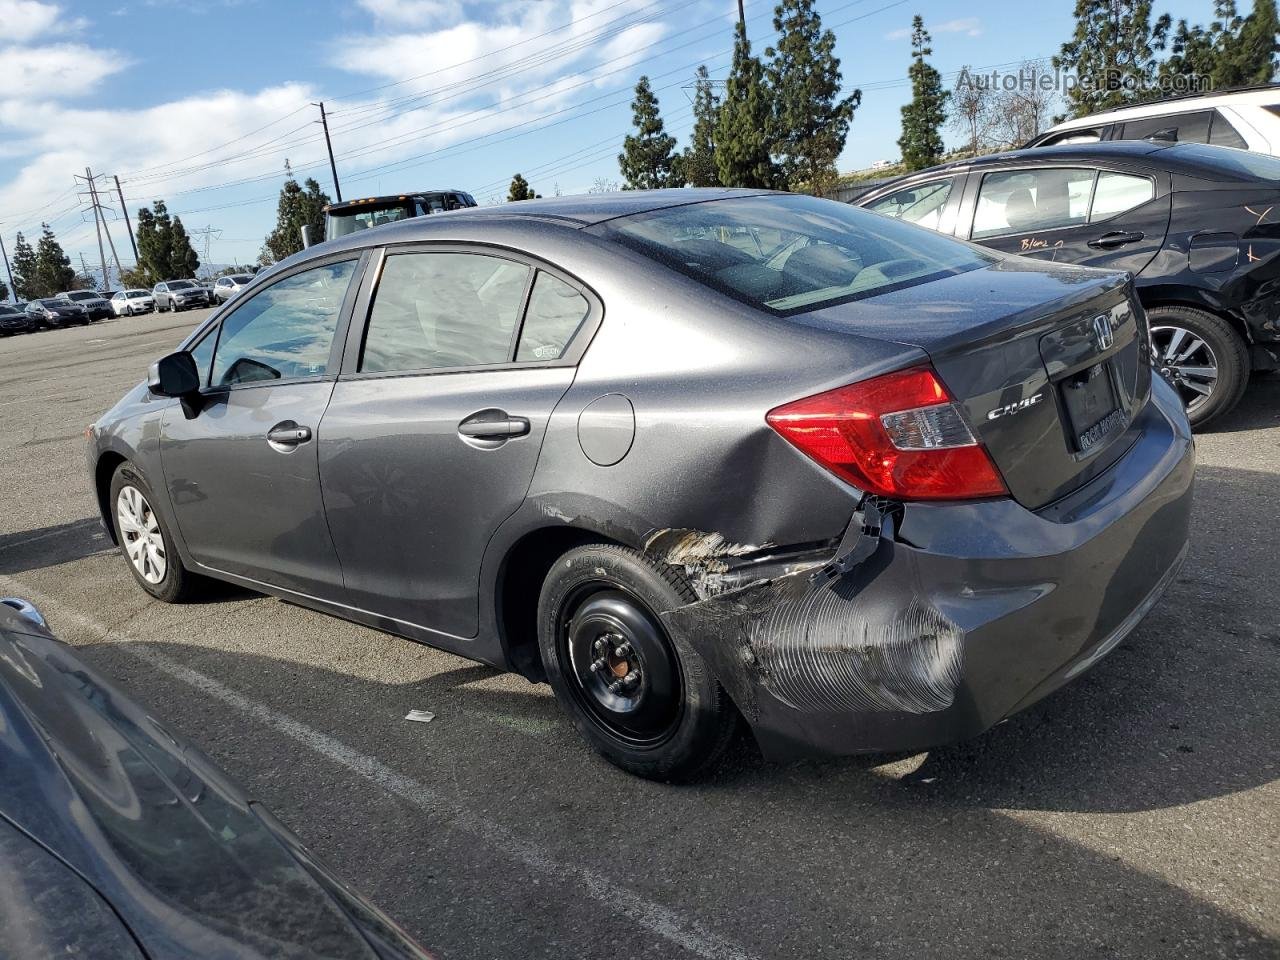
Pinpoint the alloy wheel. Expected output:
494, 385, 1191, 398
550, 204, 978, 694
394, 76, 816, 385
116, 485, 167, 584
1151, 324, 1219, 415
559, 584, 683, 746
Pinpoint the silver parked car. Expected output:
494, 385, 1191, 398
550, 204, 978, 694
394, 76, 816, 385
212, 273, 254, 303
111, 288, 155, 316
87, 190, 1194, 781
152, 279, 210, 312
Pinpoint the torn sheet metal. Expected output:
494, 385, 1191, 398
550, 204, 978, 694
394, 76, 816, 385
660, 507, 963, 722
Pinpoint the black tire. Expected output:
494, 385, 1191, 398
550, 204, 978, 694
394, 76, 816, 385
108, 462, 204, 603
537, 544, 738, 782
1147, 305, 1249, 428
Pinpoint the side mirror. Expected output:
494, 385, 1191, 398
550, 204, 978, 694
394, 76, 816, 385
148, 351, 201, 398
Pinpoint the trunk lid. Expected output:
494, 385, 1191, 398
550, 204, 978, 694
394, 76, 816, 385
798, 259, 1152, 510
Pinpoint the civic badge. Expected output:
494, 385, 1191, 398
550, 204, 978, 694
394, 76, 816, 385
1092, 313, 1115, 351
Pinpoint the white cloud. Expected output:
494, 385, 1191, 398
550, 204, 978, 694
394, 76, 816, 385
0, 44, 128, 98
356, 0, 457, 28
0, 0, 62, 42
887, 17, 983, 41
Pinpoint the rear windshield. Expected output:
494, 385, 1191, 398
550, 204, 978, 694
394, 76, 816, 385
1168, 142, 1280, 180
65, 291, 96, 300
326, 202, 413, 240
597, 193, 993, 315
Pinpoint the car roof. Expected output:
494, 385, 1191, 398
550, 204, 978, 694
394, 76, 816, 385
1046, 83, 1280, 131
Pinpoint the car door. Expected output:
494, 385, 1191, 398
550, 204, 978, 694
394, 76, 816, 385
318, 246, 598, 640
962, 164, 1171, 275
159, 254, 364, 599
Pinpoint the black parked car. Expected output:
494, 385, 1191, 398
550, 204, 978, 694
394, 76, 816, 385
0, 597, 435, 960
0, 304, 33, 335
854, 141, 1280, 426
57, 289, 114, 320
26, 297, 89, 329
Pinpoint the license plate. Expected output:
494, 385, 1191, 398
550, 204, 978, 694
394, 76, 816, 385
1061, 361, 1125, 453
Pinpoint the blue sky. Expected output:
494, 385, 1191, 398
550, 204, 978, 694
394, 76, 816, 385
0, 0, 1212, 273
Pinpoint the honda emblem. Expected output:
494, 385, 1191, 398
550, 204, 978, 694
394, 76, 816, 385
1092, 314, 1114, 351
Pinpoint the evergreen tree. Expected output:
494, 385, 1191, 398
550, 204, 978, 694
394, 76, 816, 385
33, 224, 75, 297
135, 201, 175, 285
0, 278, 7, 302
765, 0, 859, 193
898, 16, 950, 171
619, 76, 683, 189
715, 22, 782, 189
1055, 0, 1171, 116
681, 65, 720, 187
1218, 0, 1279, 84
507, 173, 536, 201
262, 167, 330, 264
10, 232, 38, 300
171, 217, 200, 277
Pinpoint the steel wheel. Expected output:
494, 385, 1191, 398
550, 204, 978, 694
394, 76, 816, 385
1151, 324, 1219, 415
558, 584, 683, 746
116, 485, 167, 584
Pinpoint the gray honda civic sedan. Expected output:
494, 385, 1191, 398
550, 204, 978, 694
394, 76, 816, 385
87, 189, 1194, 780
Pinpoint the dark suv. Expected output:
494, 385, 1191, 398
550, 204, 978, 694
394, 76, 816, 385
854, 140, 1280, 426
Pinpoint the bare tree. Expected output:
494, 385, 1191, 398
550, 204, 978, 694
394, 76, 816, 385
950, 65, 996, 157
991, 61, 1060, 148
588, 177, 621, 193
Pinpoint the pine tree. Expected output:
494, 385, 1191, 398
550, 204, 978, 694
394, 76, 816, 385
765, 0, 859, 193
715, 22, 782, 189
680, 66, 720, 187
507, 173, 535, 201
171, 217, 200, 277
1219, 0, 1279, 84
33, 224, 75, 297
619, 76, 683, 189
898, 16, 950, 171
10, 233, 38, 300
0, 278, 7, 302
1055, 0, 1171, 116
262, 167, 331, 264
135, 201, 175, 285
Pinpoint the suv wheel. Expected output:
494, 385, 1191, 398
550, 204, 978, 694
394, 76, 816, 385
109, 462, 204, 602
537, 544, 738, 781
1148, 305, 1250, 428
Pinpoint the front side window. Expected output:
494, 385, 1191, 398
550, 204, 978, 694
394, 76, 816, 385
972, 168, 1096, 239
188, 327, 217, 386
211, 259, 356, 386
598, 194, 992, 315
516, 273, 590, 361
865, 179, 954, 231
360, 252, 530, 374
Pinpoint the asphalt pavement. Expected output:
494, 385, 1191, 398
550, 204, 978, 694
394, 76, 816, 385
0, 308, 1276, 959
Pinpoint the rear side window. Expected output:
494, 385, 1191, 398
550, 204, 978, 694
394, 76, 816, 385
1120, 110, 1211, 143
361, 252, 530, 373
1209, 110, 1248, 149
865, 179, 954, 231
211, 260, 356, 386
516, 273, 589, 361
972, 168, 1095, 238
1091, 172, 1155, 220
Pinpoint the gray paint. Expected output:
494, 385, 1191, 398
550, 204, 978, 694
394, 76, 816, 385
577, 394, 635, 466
87, 189, 1195, 759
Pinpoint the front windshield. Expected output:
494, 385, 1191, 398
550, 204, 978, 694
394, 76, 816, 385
598, 193, 993, 315
325, 202, 413, 241
128, 290, 149, 298
168, 280, 193, 290
66, 291, 97, 301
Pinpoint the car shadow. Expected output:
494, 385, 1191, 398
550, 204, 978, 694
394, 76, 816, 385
1197, 373, 1280, 433
0, 518, 113, 575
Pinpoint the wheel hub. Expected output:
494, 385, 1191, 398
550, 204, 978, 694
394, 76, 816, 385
1150, 324, 1219, 413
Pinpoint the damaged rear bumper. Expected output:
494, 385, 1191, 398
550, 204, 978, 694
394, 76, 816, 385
660, 378, 1195, 761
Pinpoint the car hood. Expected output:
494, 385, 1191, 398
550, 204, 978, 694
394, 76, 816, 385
0, 605, 432, 960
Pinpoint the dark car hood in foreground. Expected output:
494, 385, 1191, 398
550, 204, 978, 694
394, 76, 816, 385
0, 604, 432, 960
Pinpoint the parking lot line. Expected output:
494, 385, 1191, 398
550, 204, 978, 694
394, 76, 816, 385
0, 577, 759, 960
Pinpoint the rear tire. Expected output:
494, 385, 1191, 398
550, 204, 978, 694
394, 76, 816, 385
537, 544, 738, 781
109, 462, 204, 603
1147, 305, 1249, 428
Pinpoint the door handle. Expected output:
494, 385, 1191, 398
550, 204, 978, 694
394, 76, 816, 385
1088, 230, 1145, 250
266, 422, 312, 446
457, 415, 531, 440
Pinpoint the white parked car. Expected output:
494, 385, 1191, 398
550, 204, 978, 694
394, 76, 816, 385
1026, 84, 1280, 155
212, 273, 254, 303
111, 289, 155, 316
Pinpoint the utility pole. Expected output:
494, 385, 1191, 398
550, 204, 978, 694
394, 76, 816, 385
79, 252, 92, 281
113, 175, 139, 262
737, 0, 744, 26
0, 234, 14, 301
314, 101, 342, 202
88, 175, 124, 283
77, 167, 111, 289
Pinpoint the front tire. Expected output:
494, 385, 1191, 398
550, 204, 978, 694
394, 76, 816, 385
1148, 305, 1249, 428
109, 462, 203, 603
537, 545, 738, 781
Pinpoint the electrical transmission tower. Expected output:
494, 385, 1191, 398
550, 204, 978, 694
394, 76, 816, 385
190, 226, 222, 276
73, 167, 124, 289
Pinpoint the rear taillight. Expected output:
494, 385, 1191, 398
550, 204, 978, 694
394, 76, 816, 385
766, 366, 1008, 501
